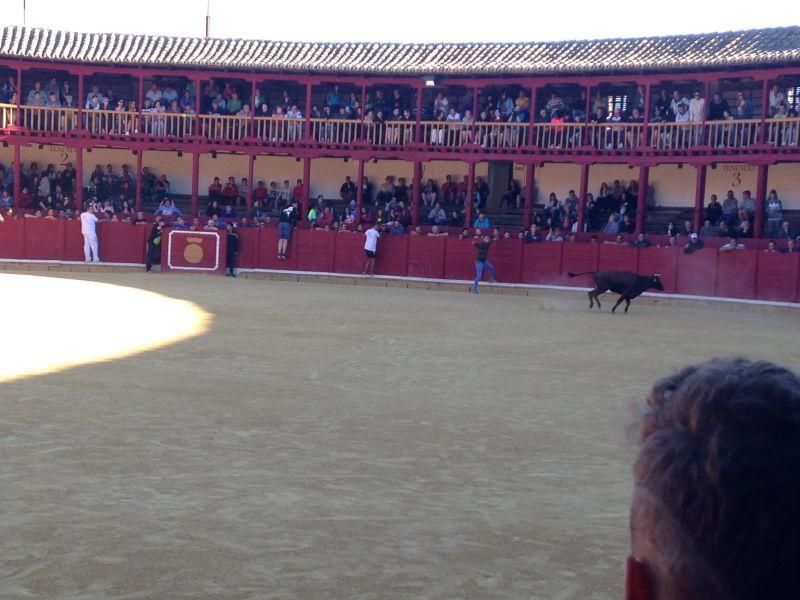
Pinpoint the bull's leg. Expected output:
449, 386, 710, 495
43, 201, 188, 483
611, 295, 625, 313
587, 290, 594, 309
624, 298, 631, 313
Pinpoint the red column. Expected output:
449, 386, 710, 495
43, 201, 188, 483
411, 160, 421, 226
134, 150, 143, 211
301, 156, 311, 218
13, 143, 21, 200
304, 82, 312, 141
523, 163, 535, 228
635, 165, 649, 234
759, 79, 769, 145
246, 153, 254, 210
74, 147, 83, 209
527, 85, 537, 148
191, 151, 199, 216
693, 164, 707, 233
76, 72, 84, 130
577, 163, 590, 232
465, 161, 475, 228
754, 164, 768, 238
355, 158, 365, 225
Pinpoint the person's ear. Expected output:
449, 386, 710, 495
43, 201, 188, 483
625, 555, 653, 600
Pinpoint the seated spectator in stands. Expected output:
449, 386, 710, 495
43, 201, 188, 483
421, 181, 437, 207
253, 180, 268, 204
427, 203, 447, 226
740, 190, 755, 220
780, 239, 799, 253
777, 220, 794, 239
359, 206, 373, 225
721, 190, 738, 225
603, 214, 620, 234
267, 181, 280, 209
629, 233, 651, 248
204, 214, 221, 230
409, 226, 422, 236
133, 211, 147, 225
220, 204, 237, 219
314, 206, 335, 229
699, 219, 717, 237
458, 228, 471, 239
604, 233, 625, 245
474, 213, 490, 229
449, 209, 464, 228
766, 189, 783, 237
189, 217, 201, 230
171, 216, 188, 229
24, 210, 43, 218
502, 179, 523, 209
705, 194, 722, 225
491, 227, 501, 241
155, 198, 182, 217
684, 232, 704, 254
427, 225, 448, 237
208, 177, 222, 200
720, 236, 745, 251
441, 175, 456, 204
737, 219, 753, 238
523, 224, 541, 243
765, 240, 779, 253
0, 190, 12, 208
222, 177, 238, 205
707, 92, 730, 120
340, 176, 356, 203
249, 199, 268, 222
619, 214, 635, 234
546, 227, 564, 242
205, 200, 221, 217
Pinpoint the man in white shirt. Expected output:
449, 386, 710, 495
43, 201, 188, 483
363, 224, 380, 276
80, 204, 100, 263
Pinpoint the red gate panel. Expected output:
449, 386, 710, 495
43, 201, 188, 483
407, 235, 446, 279
99, 222, 147, 264
716, 250, 757, 299
23, 218, 63, 260
63, 219, 85, 261
257, 226, 297, 271
333, 233, 365, 274
757, 252, 799, 303
520, 243, 562, 284
235, 227, 258, 270
162, 229, 226, 275
676, 248, 718, 296
490, 240, 522, 284
0, 219, 24, 259
559, 242, 599, 286
295, 229, 336, 273
598, 243, 639, 273
375, 234, 408, 277
444, 237, 478, 281
638, 247, 679, 293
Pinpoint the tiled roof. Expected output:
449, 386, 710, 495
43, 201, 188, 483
1, 26, 799, 75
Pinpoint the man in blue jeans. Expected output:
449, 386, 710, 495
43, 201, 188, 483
472, 235, 496, 294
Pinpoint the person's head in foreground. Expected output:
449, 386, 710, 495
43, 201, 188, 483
626, 357, 800, 600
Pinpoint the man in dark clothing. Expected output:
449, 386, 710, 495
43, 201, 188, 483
684, 232, 705, 254
706, 92, 730, 121
472, 235, 496, 294
277, 200, 299, 260
339, 176, 356, 203
226, 222, 239, 277
705, 194, 723, 225
145, 218, 165, 272
628, 233, 652, 248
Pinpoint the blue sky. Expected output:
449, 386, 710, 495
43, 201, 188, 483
5, 0, 795, 43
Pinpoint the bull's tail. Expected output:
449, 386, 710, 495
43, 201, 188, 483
567, 271, 595, 278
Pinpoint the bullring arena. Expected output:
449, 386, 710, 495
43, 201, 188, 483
3, 20, 800, 600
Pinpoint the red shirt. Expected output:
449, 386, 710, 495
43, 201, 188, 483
292, 184, 305, 200
222, 184, 238, 198
208, 182, 222, 194
253, 187, 268, 200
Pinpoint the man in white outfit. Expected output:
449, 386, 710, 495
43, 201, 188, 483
80, 204, 100, 263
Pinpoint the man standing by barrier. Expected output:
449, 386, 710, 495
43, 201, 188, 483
145, 218, 165, 272
472, 235, 496, 294
363, 224, 380, 276
277, 200, 299, 260
80, 204, 100, 263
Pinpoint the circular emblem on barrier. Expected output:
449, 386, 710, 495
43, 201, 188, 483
184, 238, 204, 264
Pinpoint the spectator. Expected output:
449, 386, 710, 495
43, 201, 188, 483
154, 198, 182, 217
766, 189, 783, 236
523, 224, 541, 243
427, 202, 446, 226
720, 236, 745, 251
626, 358, 800, 600
699, 219, 717, 237
427, 225, 448, 237
684, 232, 704, 254
220, 204, 237, 219
628, 233, 651, 247
705, 194, 722, 225
0, 189, 12, 208
277, 200, 299, 260
222, 177, 238, 205
602, 214, 619, 234
706, 92, 730, 120
208, 177, 222, 201
605, 233, 625, 245
471, 235, 495, 294
546, 227, 564, 242
721, 190, 738, 226
778, 220, 794, 239
474, 213, 490, 229
619, 214, 635, 234
340, 176, 356, 202
737, 219, 753, 238
780, 239, 799, 253
145, 218, 165, 272
688, 90, 705, 123
740, 190, 755, 220
764, 240, 779, 253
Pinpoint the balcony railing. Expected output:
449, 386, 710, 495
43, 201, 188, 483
2, 104, 800, 155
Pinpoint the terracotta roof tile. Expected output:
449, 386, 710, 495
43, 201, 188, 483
1, 25, 800, 75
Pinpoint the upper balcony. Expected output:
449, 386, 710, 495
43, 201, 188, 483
2, 103, 799, 158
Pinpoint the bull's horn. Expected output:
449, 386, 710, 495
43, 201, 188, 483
652, 273, 662, 277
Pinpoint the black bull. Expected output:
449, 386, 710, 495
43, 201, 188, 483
567, 271, 664, 313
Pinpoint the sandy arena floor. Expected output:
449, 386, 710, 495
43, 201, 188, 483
2, 271, 799, 600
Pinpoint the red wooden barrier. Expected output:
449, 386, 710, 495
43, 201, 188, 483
638, 247, 679, 293
162, 229, 226, 275
98, 222, 147, 264
257, 226, 298, 271
490, 240, 522, 283
235, 227, 259, 270
444, 237, 478, 281
559, 242, 599, 285
757, 252, 799, 303
716, 250, 758, 299
520, 242, 562, 284
677, 249, 718, 296
62, 219, 85, 262
598, 243, 639, 274
295, 229, 336, 273
23, 218, 63, 260
0, 219, 24, 259
375, 234, 409, 277
407, 235, 446, 279
333, 232, 365, 275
